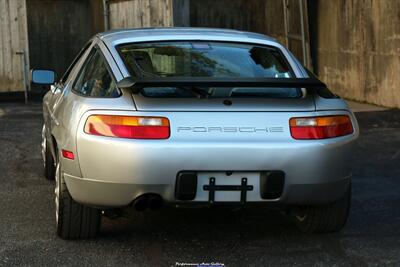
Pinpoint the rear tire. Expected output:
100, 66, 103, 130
291, 184, 351, 233
55, 159, 101, 239
42, 125, 55, 180
44, 142, 55, 180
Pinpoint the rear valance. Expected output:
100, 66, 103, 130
117, 77, 327, 94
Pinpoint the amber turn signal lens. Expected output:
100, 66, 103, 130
289, 115, 353, 139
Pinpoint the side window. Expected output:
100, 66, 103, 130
60, 42, 92, 84
72, 48, 119, 97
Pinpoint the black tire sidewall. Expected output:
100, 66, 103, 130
54, 154, 101, 239
292, 184, 351, 233
44, 142, 55, 180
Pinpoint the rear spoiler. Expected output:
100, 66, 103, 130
117, 77, 327, 94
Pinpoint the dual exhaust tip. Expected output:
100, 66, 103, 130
133, 194, 163, 211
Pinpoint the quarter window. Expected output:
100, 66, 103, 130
60, 41, 92, 85
72, 48, 119, 97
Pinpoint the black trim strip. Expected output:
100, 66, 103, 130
117, 77, 327, 93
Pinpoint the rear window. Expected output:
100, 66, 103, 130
117, 41, 301, 98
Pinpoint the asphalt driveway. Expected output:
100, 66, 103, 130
0, 103, 399, 266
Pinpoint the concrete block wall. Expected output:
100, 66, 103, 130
314, 0, 400, 108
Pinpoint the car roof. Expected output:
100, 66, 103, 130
97, 27, 278, 45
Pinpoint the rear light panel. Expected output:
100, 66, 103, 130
289, 115, 353, 139
84, 115, 170, 139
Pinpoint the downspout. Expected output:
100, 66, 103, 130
15, 51, 29, 104
307, 0, 319, 74
103, 0, 110, 31
283, 0, 289, 47
299, 0, 307, 67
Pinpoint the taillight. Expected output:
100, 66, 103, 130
84, 115, 170, 139
289, 115, 353, 139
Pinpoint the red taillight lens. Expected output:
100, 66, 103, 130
62, 149, 75, 160
289, 115, 353, 139
84, 115, 170, 139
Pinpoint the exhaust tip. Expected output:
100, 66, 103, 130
149, 196, 163, 210
132, 194, 163, 211
133, 196, 148, 211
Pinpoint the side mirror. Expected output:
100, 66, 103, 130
31, 69, 56, 85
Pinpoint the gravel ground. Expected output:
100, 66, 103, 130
0, 103, 399, 266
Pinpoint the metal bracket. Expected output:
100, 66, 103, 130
203, 177, 254, 204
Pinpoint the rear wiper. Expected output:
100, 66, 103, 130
178, 86, 211, 98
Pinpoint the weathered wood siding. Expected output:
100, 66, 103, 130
190, 0, 275, 37
315, 0, 400, 108
173, 0, 190, 27
188, 0, 310, 67
26, 0, 103, 80
0, 0, 29, 92
109, 0, 173, 29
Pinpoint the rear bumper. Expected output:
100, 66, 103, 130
64, 133, 357, 208
64, 173, 351, 207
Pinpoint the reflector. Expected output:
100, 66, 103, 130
62, 149, 75, 160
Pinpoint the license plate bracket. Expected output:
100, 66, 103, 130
203, 177, 254, 204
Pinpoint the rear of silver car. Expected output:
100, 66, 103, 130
67, 103, 357, 207
40, 29, 358, 239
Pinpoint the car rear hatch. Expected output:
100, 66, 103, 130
123, 77, 325, 141
128, 83, 317, 149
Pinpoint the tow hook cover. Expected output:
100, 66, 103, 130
260, 171, 285, 199
175, 171, 198, 200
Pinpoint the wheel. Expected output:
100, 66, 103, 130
42, 126, 55, 180
55, 157, 101, 239
291, 184, 351, 233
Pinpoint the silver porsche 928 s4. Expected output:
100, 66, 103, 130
31, 28, 359, 240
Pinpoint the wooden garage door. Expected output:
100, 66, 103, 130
26, 0, 103, 81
